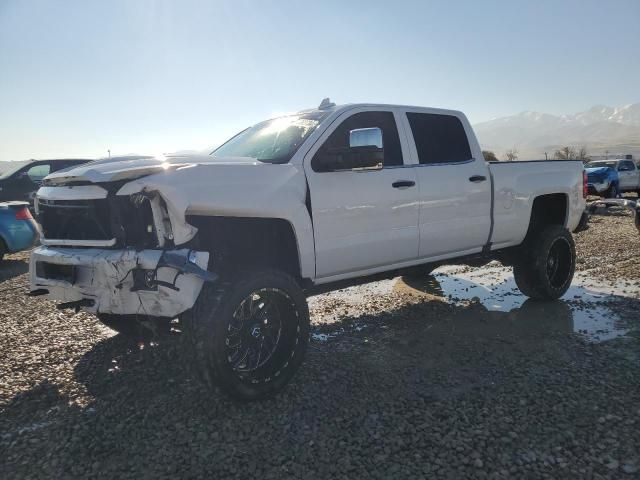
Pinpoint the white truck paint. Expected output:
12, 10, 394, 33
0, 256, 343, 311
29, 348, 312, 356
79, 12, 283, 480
30, 102, 586, 316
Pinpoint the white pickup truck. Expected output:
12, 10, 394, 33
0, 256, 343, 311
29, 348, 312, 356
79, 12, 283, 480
29, 100, 586, 400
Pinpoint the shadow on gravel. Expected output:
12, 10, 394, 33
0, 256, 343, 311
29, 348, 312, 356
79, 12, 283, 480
399, 271, 640, 341
1, 380, 67, 424
0, 259, 28, 283
4, 283, 640, 478
70, 286, 591, 409
71, 271, 640, 406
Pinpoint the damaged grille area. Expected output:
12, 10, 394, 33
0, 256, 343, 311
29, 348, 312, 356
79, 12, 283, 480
38, 195, 158, 249
38, 198, 112, 241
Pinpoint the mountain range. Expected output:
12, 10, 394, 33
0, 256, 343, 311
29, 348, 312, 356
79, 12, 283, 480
473, 103, 640, 160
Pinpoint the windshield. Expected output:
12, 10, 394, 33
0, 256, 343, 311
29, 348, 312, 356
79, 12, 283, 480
211, 112, 328, 164
585, 161, 616, 169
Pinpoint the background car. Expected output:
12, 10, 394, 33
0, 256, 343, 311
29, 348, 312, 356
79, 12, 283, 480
585, 158, 640, 197
0, 201, 39, 261
0, 158, 92, 204
585, 163, 620, 198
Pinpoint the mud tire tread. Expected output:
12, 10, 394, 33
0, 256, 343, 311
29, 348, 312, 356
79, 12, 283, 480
513, 225, 576, 300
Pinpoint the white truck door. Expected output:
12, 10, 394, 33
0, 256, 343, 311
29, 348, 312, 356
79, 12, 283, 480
618, 160, 638, 191
303, 109, 420, 279
401, 110, 492, 258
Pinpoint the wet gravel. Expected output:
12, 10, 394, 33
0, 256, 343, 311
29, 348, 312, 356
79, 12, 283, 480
1, 210, 640, 479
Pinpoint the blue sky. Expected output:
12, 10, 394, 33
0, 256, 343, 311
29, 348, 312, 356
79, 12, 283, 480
1, 0, 639, 161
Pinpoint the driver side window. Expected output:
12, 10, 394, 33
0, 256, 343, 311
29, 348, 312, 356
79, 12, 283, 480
618, 161, 629, 171
312, 111, 403, 171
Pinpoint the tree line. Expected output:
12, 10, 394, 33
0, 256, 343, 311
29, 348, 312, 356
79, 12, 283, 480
482, 146, 590, 162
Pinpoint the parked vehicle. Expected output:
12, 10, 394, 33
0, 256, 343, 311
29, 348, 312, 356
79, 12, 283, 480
584, 164, 619, 198
0, 159, 92, 204
585, 159, 640, 197
0, 202, 39, 261
28, 100, 586, 400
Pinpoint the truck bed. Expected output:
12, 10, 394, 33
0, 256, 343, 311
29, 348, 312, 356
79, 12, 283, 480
487, 160, 585, 250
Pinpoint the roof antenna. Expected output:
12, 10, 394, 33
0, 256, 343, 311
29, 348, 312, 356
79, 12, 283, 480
318, 98, 335, 110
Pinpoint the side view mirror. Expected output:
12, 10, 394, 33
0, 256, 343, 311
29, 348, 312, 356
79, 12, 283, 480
349, 127, 382, 149
313, 127, 384, 172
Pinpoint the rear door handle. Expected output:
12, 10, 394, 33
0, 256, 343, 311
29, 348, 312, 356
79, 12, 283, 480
469, 175, 487, 183
392, 180, 416, 188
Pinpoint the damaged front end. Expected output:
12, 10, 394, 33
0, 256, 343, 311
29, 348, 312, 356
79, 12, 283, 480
29, 181, 213, 316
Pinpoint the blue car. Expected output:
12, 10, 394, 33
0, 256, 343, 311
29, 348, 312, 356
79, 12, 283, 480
584, 162, 620, 198
0, 201, 39, 261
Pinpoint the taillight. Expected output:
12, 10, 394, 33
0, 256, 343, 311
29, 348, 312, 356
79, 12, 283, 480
15, 207, 33, 220
582, 170, 588, 198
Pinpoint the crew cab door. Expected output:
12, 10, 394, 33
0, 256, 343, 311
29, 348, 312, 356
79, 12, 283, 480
401, 110, 492, 258
303, 108, 419, 279
617, 160, 639, 190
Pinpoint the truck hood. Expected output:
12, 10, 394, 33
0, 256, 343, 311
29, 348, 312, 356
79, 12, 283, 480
39, 154, 309, 247
44, 153, 260, 185
585, 166, 612, 176
586, 166, 616, 182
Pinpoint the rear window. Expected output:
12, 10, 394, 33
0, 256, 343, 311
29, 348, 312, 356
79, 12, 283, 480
406, 112, 472, 164
586, 161, 616, 169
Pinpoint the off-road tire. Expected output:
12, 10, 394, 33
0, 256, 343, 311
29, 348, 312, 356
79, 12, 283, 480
513, 225, 576, 300
182, 269, 310, 401
605, 183, 619, 199
97, 314, 171, 340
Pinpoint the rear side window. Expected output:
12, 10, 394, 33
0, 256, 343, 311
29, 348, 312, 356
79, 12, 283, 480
316, 111, 403, 167
619, 160, 636, 171
406, 112, 472, 164
51, 162, 76, 172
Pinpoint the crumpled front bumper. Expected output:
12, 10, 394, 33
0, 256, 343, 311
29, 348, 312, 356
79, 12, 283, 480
587, 180, 610, 193
29, 247, 213, 317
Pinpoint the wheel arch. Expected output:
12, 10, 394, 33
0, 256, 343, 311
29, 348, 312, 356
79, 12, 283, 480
525, 193, 569, 238
185, 215, 309, 281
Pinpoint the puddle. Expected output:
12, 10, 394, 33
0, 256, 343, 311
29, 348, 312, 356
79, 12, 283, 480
309, 263, 640, 343
400, 264, 640, 342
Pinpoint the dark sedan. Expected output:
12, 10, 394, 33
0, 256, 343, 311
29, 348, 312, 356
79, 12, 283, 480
0, 159, 92, 204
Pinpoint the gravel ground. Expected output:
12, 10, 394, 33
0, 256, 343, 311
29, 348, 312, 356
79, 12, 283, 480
576, 194, 640, 279
1, 209, 640, 479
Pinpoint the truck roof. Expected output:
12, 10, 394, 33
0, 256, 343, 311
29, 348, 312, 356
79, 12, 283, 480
300, 99, 466, 120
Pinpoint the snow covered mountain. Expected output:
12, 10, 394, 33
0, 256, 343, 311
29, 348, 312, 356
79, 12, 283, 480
473, 103, 640, 160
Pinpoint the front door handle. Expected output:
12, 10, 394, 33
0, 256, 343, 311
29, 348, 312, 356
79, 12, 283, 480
392, 180, 416, 188
469, 175, 487, 183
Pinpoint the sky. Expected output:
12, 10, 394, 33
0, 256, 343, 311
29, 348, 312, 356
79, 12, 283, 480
1, 0, 639, 162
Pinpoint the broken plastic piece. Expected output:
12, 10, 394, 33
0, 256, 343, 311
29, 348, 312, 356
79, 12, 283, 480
56, 299, 95, 312
27, 288, 49, 297
158, 250, 219, 283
